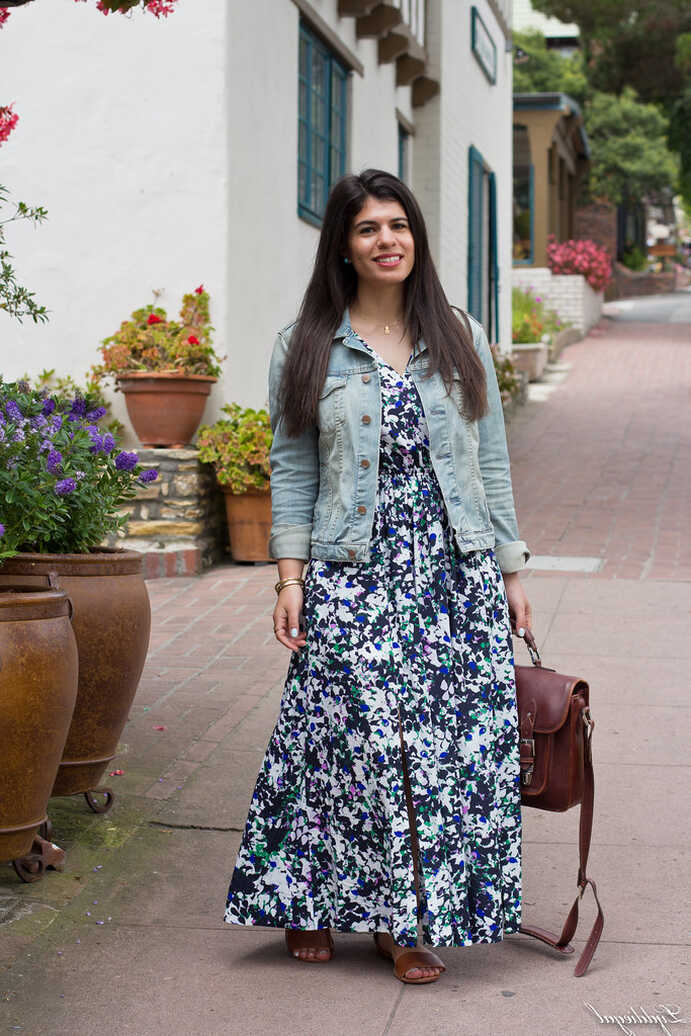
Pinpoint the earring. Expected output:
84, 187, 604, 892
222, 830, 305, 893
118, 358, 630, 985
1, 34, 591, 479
343, 257, 351, 264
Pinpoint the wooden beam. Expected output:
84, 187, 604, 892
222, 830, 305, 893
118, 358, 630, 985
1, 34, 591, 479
412, 75, 439, 108
356, 3, 402, 39
379, 31, 409, 64
396, 53, 426, 87
338, 0, 378, 15
379, 24, 426, 65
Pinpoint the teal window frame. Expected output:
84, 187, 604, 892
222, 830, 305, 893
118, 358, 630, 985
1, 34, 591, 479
398, 122, 410, 183
298, 21, 348, 226
513, 163, 534, 265
467, 145, 499, 342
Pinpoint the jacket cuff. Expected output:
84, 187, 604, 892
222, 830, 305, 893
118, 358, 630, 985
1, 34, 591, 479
495, 540, 531, 574
268, 524, 312, 562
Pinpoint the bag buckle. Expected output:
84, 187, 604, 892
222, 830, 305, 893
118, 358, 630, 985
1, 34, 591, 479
520, 737, 535, 785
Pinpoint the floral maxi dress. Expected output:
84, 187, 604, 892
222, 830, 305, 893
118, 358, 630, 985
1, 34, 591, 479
224, 335, 522, 948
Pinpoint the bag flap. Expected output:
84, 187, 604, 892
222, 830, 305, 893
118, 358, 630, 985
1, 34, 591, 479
515, 665, 589, 733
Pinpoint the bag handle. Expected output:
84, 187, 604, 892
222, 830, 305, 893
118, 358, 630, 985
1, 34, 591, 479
523, 628, 542, 668
518, 706, 604, 976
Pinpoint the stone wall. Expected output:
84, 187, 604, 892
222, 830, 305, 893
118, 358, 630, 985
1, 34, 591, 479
608, 262, 691, 300
107, 449, 227, 578
512, 267, 603, 334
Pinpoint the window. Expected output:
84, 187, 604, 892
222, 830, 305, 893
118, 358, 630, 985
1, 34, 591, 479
298, 22, 348, 225
513, 124, 533, 263
468, 146, 499, 341
398, 122, 410, 183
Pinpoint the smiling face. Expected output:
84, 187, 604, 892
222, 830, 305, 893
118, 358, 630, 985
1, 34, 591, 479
345, 196, 415, 288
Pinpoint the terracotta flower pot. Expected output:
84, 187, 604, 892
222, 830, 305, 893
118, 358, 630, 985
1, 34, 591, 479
0, 588, 78, 862
222, 487, 271, 562
0, 550, 151, 799
116, 372, 216, 448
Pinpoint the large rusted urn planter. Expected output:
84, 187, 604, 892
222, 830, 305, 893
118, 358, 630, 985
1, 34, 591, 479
117, 371, 216, 447
0, 588, 78, 862
0, 550, 151, 801
222, 487, 271, 562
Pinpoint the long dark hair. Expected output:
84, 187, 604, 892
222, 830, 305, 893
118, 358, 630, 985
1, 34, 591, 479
277, 169, 488, 437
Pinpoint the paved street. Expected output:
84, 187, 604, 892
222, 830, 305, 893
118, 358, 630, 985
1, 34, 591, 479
1, 312, 690, 1036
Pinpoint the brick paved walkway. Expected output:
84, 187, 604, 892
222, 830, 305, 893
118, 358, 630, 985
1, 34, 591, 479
509, 321, 691, 580
2, 319, 690, 1035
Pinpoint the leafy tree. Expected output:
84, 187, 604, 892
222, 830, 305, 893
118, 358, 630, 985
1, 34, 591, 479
584, 89, 678, 204
530, 0, 691, 204
513, 30, 588, 107
513, 32, 678, 205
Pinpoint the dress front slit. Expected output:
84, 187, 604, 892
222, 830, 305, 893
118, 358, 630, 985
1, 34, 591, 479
225, 332, 523, 947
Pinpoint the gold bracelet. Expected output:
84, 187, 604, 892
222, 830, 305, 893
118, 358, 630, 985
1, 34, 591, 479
274, 577, 305, 595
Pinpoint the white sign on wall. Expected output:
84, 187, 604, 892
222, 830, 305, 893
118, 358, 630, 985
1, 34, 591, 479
471, 6, 497, 85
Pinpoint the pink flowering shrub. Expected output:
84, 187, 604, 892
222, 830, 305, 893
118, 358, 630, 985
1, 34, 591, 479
0, 105, 18, 148
73, 0, 179, 16
546, 236, 612, 292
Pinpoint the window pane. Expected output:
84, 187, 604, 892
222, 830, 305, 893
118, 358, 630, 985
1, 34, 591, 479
299, 34, 308, 79
513, 125, 532, 261
311, 47, 326, 98
311, 170, 325, 215
299, 80, 308, 121
298, 160, 308, 206
312, 91, 326, 136
312, 133, 326, 175
298, 120, 308, 165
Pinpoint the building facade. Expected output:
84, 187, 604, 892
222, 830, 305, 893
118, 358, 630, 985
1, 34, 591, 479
1, 0, 513, 443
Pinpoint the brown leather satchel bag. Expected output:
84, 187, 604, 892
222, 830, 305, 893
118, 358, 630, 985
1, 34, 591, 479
514, 630, 604, 977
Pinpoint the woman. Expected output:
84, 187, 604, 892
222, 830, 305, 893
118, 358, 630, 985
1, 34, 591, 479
225, 169, 531, 985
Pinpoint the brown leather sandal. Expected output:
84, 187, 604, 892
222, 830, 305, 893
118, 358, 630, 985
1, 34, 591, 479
373, 932, 446, 984
285, 928, 334, 963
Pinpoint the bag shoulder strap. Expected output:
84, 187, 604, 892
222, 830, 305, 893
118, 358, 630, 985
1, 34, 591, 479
518, 705, 605, 977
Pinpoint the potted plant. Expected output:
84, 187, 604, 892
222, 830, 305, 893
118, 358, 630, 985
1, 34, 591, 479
197, 403, 272, 562
0, 377, 157, 810
92, 285, 224, 448
512, 287, 565, 378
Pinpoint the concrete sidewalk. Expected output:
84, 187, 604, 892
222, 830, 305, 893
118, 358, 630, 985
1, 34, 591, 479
1, 319, 690, 1036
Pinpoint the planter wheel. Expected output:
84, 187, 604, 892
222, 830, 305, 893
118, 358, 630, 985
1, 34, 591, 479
84, 788, 114, 814
12, 821, 66, 883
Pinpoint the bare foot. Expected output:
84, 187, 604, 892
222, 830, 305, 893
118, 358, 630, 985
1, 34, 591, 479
285, 928, 333, 962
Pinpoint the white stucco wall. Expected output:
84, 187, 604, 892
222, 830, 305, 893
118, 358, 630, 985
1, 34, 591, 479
1, 0, 514, 442
1, 0, 228, 444
227, 0, 417, 414
413, 0, 513, 351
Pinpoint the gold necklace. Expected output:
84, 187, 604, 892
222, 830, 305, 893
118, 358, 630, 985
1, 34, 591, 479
352, 314, 402, 336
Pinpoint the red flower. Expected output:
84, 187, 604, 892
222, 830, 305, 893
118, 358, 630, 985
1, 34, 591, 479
0, 10, 11, 28
0, 104, 19, 147
187, 334, 200, 345
195, 284, 204, 295
147, 313, 163, 325
145, 0, 178, 17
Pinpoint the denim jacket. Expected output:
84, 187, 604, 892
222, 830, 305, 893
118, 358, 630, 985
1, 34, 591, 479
267, 309, 530, 574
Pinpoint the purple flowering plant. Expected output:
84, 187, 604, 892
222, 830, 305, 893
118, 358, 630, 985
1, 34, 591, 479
0, 379, 157, 559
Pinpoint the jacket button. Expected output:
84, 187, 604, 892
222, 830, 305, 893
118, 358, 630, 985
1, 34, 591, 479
347, 549, 356, 558
362, 414, 371, 424
360, 458, 370, 468
361, 373, 371, 383
357, 505, 366, 514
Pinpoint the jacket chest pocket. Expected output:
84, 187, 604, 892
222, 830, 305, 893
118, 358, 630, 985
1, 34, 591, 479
317, 375, 347, 437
